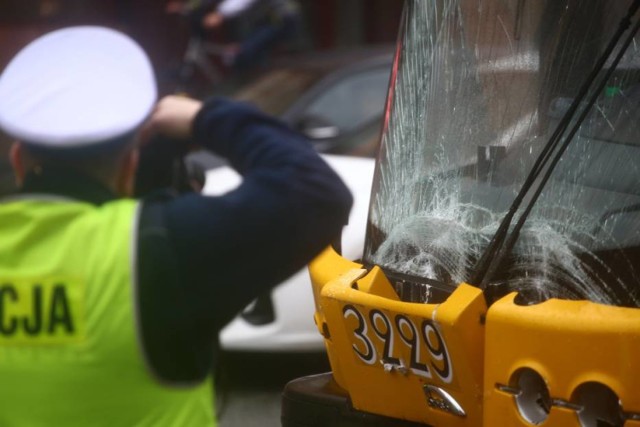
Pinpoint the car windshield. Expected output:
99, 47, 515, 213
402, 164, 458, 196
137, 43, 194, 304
234, 68, 327, 117
301, 67, 391, 134
364, 0, 640, 307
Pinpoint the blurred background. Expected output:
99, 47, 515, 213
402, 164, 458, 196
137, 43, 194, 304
0, 2, 403, 426
0, 0, 402, 192
0, 0, 402, 92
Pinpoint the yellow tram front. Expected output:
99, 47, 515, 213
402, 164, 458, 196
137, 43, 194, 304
282, 1, 640, 426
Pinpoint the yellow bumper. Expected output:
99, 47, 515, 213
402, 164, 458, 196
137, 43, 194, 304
309, 246, 640, 426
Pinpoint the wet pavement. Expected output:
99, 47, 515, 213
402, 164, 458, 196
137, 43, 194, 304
215, 351, 331, 427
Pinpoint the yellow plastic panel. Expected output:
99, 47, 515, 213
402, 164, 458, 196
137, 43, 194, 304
312, 248, 487, 427
308, 247, 363, 337
484, 294, 640, 426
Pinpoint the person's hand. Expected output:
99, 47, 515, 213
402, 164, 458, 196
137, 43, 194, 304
202, 11, 224, 29
138, 95, 203, 144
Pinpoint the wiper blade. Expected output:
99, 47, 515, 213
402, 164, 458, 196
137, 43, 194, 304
471, 0, 640, 300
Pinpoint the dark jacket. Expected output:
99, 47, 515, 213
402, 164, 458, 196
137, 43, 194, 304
20, 97, 353, 383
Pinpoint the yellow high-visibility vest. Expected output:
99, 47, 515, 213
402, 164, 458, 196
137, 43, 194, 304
0, 196, 215, 427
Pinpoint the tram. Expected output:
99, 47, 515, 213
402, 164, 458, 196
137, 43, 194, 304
282, 1, 640, 426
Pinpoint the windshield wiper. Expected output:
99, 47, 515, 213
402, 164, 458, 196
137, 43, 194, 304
471, 0, 640, 303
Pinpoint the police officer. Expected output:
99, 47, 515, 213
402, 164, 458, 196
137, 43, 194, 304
0, 27, 351, 426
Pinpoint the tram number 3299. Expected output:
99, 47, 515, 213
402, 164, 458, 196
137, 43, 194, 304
342, 304, 453, 384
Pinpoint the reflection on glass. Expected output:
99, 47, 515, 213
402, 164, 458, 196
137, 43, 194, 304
364, 0, 640, 306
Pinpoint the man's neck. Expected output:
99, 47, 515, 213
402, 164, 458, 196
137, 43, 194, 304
20, 166, 118, 205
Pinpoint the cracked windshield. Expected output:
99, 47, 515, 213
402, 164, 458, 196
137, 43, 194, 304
364, 0, 640, 307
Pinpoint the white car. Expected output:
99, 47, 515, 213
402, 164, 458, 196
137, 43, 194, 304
203, 154, 374, 351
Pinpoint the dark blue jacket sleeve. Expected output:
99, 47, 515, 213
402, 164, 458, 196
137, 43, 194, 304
138, 97, 352, 356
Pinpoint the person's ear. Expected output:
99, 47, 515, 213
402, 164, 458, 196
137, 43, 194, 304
116, 148, 139, 197
9, 142, 25, 187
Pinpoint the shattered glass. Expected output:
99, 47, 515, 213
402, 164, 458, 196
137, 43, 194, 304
364, 0, 640, 306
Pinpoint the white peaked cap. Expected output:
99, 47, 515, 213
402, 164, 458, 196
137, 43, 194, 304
0, 26, 157, 147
